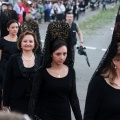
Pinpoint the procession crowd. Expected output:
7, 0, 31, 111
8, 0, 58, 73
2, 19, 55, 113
0, 0, 120, 120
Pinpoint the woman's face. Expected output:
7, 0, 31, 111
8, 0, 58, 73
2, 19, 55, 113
8, 5, 13, 10
21, 35, 35, 51
7, 23, 19, 35
1, 5, 7, 12
51, 46, 67, 65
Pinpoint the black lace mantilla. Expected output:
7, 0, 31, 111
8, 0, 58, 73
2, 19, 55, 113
41, 21, 74, 68
90, 22, 120, 82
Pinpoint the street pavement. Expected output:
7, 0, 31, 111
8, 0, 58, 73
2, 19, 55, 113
38, 4, 117, 119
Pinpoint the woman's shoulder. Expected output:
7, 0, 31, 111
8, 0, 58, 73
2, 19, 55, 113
88, 75, 106, 90
9, 53, 21, 59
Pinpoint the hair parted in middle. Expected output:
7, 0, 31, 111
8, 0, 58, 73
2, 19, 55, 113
17, 31, 39, 51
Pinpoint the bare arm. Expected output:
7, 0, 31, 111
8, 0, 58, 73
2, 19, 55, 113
77, 30, 83, 46
76, 24, 84, 47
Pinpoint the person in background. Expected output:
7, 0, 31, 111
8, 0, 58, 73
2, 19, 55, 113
29, 39, 82, 120
44, 1, 50, 23
13, 0, 24, 24
66, 11, 84, 61
55, 0, 66, 21
83, 21, 120, 120
38, 0, 44, 23
21, 0, 31, 21
3, 31, 41, 114
7, 3, 13, 10
71, 1, 79, 20
0, 19, 19, 110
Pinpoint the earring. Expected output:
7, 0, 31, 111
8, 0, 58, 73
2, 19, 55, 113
115, 65, 116, 69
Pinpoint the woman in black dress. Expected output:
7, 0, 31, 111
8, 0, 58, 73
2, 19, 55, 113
29, 39, 82, 120
0, 19, 19, 109
83, 22, 120, 120
3, 31, 41, 114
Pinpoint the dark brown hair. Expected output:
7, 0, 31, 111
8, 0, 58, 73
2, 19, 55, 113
17, 31, 39, 51
50, 39, 67, 54
7, 19, 18, 28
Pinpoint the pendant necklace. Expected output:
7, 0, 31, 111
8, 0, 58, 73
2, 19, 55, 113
22, 54, 34, 61
54, 70, 61, 78
50, 69, 61, 78
50, 68, 67, 78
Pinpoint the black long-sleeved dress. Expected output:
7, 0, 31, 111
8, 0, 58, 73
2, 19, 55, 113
29, 68, 82, 120
0, 38, 19, 87
83, 75, 120, 120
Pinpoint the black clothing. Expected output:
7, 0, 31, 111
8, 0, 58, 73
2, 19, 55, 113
73, 4, 79, 20
0, 38, 19, 87
116, 15, 120, 23
71, 22, 78, 45
29, 68, 82, 120
84, 75, 120, 120
3, 53, 41, 114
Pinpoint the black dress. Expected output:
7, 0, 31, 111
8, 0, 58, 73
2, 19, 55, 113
3, 53, 41, 114
10, 67, 36, 114
84, 75, 120, 120
0, 38, 19, 87
29, 68, 82, 120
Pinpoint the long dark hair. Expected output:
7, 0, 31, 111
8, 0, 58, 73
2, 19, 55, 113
6, 19, 18, 28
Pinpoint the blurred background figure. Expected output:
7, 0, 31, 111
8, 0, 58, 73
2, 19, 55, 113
38, 0, 44, 23
13, 0, 24, 24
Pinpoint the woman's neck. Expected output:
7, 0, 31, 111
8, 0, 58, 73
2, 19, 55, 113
51, 62, 65, 70
8, 34, 17, 38
22, 51, 34, 57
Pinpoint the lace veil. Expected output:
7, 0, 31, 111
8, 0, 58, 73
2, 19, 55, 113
89, 22, 120, 82
41, 21, 74, 68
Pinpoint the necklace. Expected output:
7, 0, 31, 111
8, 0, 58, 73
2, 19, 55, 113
50, 67, 67, 78
112, 82, 120, 87
22, 54, 34, 61
51, 69, 61, 78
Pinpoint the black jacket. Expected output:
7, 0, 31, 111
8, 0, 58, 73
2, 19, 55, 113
3, 53, 41, 106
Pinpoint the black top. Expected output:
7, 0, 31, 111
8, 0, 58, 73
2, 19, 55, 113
83, 75, 120, 120
0, 38, 18, 63
29, 68, 82, 120
24, 66, 35, 96
3, 53, 41, 106
0, 38, 19, 86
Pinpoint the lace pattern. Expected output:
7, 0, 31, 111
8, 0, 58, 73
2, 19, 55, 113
90, 22, 120, 82
41, 21, 74, 68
